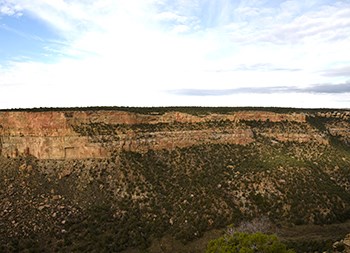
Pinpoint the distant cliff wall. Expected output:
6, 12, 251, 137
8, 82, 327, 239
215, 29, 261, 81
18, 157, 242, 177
0, 109, 337, 159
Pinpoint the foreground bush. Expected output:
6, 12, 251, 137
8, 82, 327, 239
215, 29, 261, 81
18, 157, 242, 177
206, 231, 295, 253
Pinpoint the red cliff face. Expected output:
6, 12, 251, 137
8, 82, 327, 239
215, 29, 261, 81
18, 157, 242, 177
0, 111, 107, 159
0, 109, 332, 159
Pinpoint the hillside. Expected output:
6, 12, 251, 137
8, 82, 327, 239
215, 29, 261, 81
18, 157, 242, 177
1, 107, 350, 252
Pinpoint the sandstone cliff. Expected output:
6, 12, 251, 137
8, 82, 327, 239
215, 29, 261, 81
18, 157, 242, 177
0, 108, 333, 159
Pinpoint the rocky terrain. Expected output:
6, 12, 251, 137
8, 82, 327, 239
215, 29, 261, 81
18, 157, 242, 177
0, 107, 350, 252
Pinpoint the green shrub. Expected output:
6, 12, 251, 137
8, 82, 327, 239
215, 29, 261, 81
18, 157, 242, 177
206, 232, 295, 253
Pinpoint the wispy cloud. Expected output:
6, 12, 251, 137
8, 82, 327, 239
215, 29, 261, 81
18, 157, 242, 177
212, 63, 302, 73
170, 82, 350, 96
306, 83, 350, 94
0, 23, 44, 42
322, 66, 350, 77
226, 1, 350, 45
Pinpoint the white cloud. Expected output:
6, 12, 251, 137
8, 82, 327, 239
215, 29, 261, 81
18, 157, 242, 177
156, 11, 187, 22
227, 1, 350, 45
0, 0, 350, 108
0, 0, 22, 16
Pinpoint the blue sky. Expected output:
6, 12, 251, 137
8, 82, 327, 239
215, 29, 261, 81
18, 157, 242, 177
0, 0, 350, 109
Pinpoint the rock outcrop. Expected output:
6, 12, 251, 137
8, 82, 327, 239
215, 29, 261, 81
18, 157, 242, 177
333, 234, 350, 252
0, 108, 337, 160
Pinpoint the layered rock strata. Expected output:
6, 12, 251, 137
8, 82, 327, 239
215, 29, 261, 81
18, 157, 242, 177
0, 109, 341, 159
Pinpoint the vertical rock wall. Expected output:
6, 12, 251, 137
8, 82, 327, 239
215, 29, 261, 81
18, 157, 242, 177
0, 109, 335, 159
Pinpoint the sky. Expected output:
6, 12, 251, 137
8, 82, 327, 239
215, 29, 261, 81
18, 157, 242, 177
0, 0, 350, 109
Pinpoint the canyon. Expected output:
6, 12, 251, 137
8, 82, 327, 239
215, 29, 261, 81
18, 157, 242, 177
1, 107, 350, 253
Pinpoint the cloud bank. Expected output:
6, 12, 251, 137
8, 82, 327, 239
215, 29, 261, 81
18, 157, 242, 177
170, 82, 350, 96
